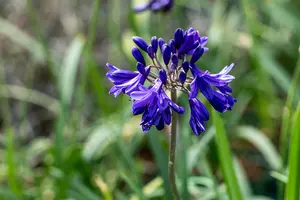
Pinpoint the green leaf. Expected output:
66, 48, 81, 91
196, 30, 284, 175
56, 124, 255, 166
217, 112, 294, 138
0, 188, 20, 200
82, 108, 132, 161
0, 17, 45, 63
120, 172, 146, 200
212, 110, 244, 200
0, 84, 59, 114
280, 48, 300, 165
235, 126, 282, 170
60, 35, 85, 106
270, 171, 288, 183
147, 130, 172, 200
233, 156, 253, 197
69, 176, 101, 200
285, 102, 300, 200
5, 128, 22, 196
188, 128, 215, 171
254, 47, 291, 93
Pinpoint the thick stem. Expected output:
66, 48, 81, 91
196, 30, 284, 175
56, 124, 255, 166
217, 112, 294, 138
169, 90, 181, 200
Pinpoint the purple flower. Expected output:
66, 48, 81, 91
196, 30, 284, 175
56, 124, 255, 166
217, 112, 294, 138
177, 28, 209, 57
134, 0, 173, 13
189, 98, 209, 136
131, 80, 184, 131
132, 36, 148, 52
106, 63, 150, 97
190, 63, 236, 113
106, 27, 236, 135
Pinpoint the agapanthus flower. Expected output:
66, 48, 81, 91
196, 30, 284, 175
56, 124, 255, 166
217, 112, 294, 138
134, 0, 173, 13
106, 27, 236, 135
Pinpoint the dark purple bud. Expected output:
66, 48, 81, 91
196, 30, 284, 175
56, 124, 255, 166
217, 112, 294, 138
159, 69, 168, 85
132, 47, 146, 66
136, 62, 145, 74
191, 47, 204, 64
178, 33, 195, 55
174, 28, 184, 48
132, 36, 148, 52
147, 45, 154, 59
162, 44, 171, 65
171, 55, 178, 66
179, 72, 186, 84
182, 61, 189, 73
168, 39, 176, 54
158, 38, 165, 53
151, 36, 158, 53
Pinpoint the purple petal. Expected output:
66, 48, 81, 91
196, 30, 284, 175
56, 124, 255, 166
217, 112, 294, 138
132, 47, 146, 66
158, 38, 165, 53
190, 47, 204, 64
151, 36, 158, 53
174, 28, 184, 48
179, 72, 186, 84
132, 36, 149, 52
162, 44, 171, 65
182, 61, 189, 73
147, 45, 154, 59
159, 69, 168, 85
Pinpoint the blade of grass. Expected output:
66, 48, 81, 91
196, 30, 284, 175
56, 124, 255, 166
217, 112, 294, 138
0, 84, 59, 114
279, 49, 300, 199
188, 128, 215, 171
235, 126, 282, 171
94, 176, 113, 200
0, 63, 22, 197
80, 0, 110, 115
56, 36, 85, 166
5, 128, 22, 196
70, 176, 101, 200
0, 188, 20, 200
212, 110, 244, 200
201, 157, 221, 200
233, 156, 253, 197
60, 35, 85, 106
25, 0, 57, 75
0, 17, 44, 64
142, 177, 164, 198
280, 48, 300, 165
120, 172, 147, 200
285, 102, 300, 200
54, 36, 85, 197
147, 130, 172, 200
270, 171, 288, 183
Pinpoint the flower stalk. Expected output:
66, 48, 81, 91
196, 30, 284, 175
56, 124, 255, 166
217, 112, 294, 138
169, 90, 181, 200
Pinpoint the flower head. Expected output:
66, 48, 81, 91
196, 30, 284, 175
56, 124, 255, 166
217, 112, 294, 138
134, 0, 173, 13
106, 27, 236, 135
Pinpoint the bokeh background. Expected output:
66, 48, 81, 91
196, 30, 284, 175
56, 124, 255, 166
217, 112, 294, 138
0, 0, 300, 199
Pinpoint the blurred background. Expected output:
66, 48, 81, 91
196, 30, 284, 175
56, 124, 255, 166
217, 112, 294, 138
0, 0, 299, 199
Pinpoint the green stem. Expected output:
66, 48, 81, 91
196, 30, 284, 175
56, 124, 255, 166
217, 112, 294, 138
169, 90, 181, 200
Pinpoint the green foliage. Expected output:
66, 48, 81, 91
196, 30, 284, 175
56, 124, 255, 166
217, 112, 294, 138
0, 0, 299, 199
213, 111, 244, 200
285, 103, 300, 200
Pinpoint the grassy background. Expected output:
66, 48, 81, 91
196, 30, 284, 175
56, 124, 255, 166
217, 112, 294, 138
0, 0, 300, 199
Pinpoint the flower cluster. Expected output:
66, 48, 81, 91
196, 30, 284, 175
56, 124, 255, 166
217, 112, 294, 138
134, 0, 173, 13
106, 27, 236, 135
